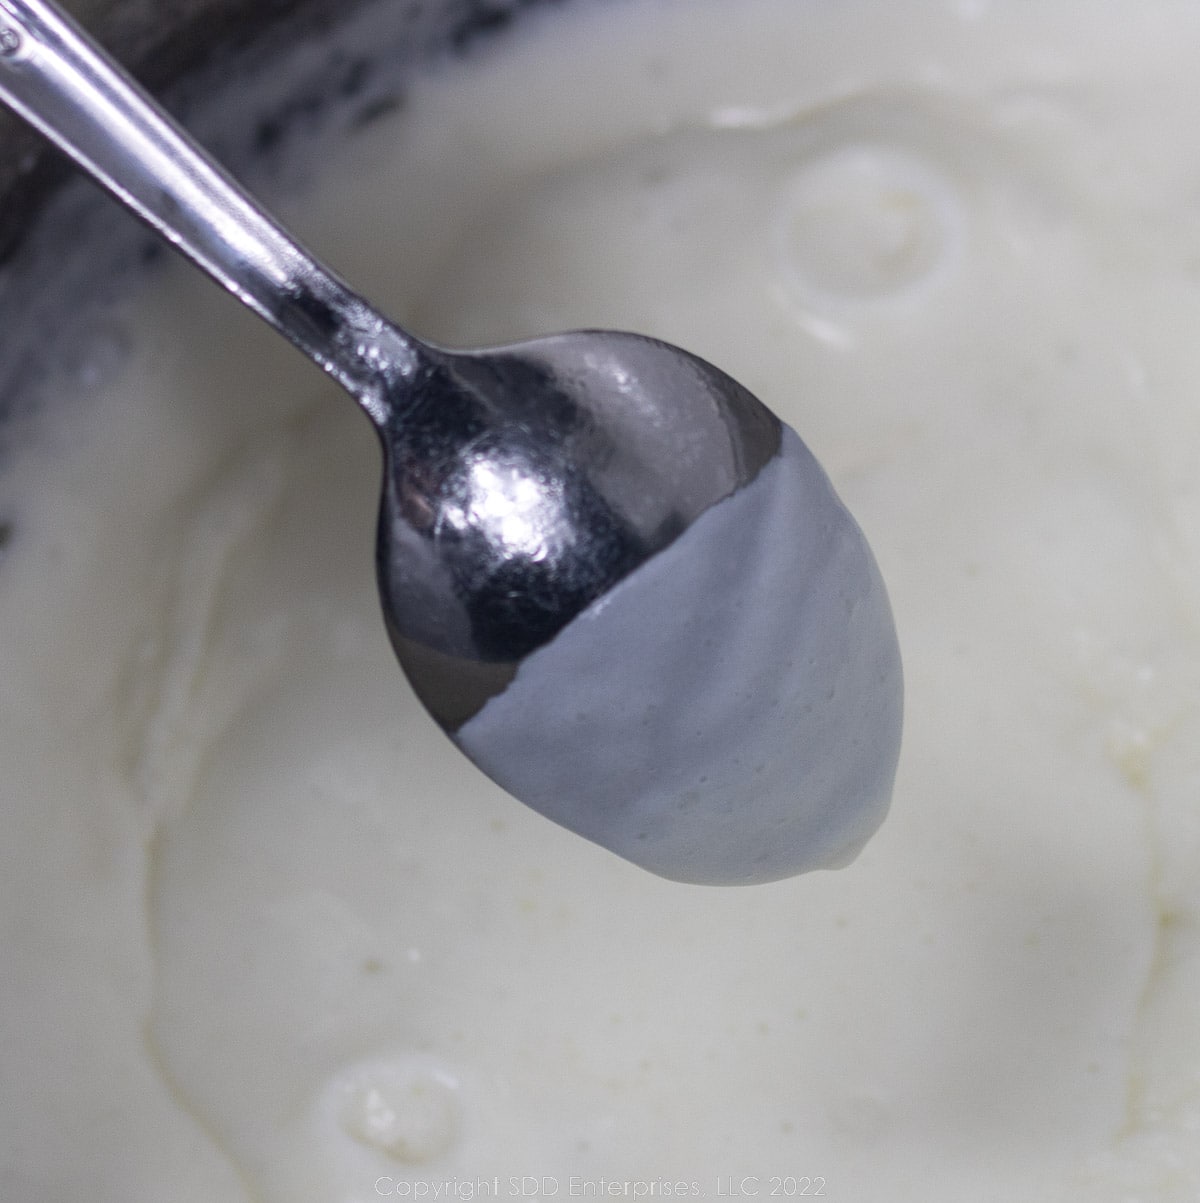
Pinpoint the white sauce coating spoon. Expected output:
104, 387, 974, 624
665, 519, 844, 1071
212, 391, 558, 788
0, 0, 903, 883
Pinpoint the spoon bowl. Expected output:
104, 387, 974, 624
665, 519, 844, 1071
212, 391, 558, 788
0, 0, 903, 883
375, 329, 781, 726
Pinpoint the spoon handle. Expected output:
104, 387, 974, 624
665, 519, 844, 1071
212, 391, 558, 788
0, 0, 415, 416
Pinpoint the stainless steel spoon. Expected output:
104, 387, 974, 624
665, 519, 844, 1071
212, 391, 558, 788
0, 0, 903, 884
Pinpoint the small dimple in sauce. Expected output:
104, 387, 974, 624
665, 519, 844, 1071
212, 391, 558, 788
4, 1, 1200, 1201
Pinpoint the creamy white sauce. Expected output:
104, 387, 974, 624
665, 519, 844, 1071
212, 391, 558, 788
457, 426, 902, 885
3, 0, 1200, 1199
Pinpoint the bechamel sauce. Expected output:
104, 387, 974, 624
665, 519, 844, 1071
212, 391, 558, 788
2, 0, 1200, 1199
456, 422, 903, 886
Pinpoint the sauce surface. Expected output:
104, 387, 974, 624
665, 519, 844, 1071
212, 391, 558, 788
2, 0, 1200, 1199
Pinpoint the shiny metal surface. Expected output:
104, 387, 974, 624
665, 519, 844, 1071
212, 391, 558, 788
381, 331, 780, 727
0, 0, 781, 736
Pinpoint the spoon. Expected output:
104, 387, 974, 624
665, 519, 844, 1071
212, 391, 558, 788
0, 0, 903, 884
